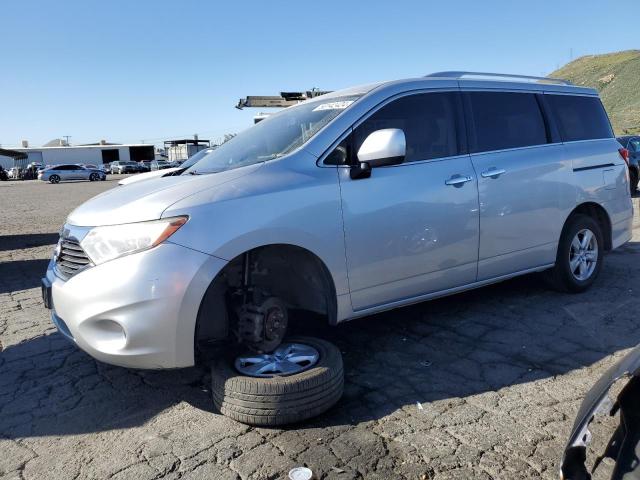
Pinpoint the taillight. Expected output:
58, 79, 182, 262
619, 148, 630, 166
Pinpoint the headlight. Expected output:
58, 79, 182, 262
80, 216, 188, 265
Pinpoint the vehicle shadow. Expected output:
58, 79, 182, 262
1, 242, 639, 439
0, 259, 50, 294
0, 233, 59, 252
299, 241, 640, 429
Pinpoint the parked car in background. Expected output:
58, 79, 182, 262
561, 344, 640, 480
616, 136, 640, 193
38, 164, 106, 183
7, 167, 20, 179
21, 164, 41, 180
44, 72, 632, 427
27, 162, 43, 171
137, 161, 151, 172
0, 166, 8, 181
119, 147, 216, 186
149, 160, 172, 171
81, 163, 109, 175
110, 161, 139, 174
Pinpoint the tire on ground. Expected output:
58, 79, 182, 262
212, 336, 343, 426
545, 213, 604, 293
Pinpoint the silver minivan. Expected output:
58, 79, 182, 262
43, 72, 633, 425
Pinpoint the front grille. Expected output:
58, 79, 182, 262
55, 238, 92, 279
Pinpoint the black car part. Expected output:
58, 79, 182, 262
561, 345, 640, 480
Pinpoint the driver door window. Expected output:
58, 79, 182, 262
352, 92, 465, 163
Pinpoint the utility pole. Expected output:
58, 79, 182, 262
62, 135, 71, 146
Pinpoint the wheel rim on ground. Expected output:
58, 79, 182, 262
235, 342, 320, 377
569, 228, 598, 281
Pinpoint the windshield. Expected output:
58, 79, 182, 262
185, 95, 360, 174
180, 148, 213, 169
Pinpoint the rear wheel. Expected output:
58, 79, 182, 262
545, 214, 603, 293
49, 175, 60, 184
212, 336, 344, 426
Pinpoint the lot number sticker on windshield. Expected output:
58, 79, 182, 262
312, 101, 354, 111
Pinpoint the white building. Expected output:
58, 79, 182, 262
164, 139, 210, 162
13, 141, 155, 167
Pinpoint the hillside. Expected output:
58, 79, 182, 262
550, 50, 640, 135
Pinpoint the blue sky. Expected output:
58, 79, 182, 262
1, 0, 638, 149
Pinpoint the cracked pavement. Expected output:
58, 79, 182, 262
1, 178, 639, 479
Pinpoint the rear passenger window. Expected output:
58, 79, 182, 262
547, 95, 613, 142
467, 92, 548, 153
353, 92, 463, 163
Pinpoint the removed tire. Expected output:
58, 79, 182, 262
212, 336, 343, 426
545, 213, 603, 293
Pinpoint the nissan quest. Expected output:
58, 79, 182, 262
42, 72, 634, 426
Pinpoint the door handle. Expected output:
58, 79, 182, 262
481, 168, 506, 179
445, 174, 473, 187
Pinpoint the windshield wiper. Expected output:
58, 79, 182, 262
186, 169, 221, 176
259, 153, 284, 160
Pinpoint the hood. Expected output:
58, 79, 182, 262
67, 163, 262, 226
118, 168, 180, 186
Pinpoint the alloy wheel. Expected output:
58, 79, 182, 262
569, 228, 598, 281
235, 342, 320, 377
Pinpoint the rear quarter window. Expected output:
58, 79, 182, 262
547, 94, 613, 142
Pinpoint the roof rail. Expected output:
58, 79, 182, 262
425, 71, 573, 86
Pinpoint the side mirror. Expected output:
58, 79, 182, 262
356, 128, 406, 168
350, 161, 372, 180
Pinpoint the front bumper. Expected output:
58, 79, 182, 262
46, 242, 227, 369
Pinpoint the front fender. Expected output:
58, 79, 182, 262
164, 156, 349, 297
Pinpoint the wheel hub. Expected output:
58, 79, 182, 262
236, 296, 288, 353
569, 228, 598, 281
235, 342, 320, 377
